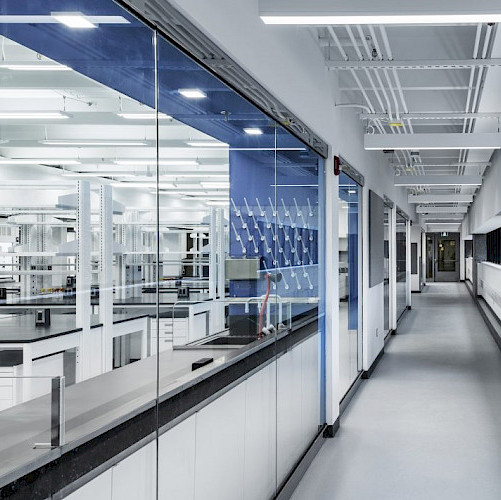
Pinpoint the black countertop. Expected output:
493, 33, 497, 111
0, 312, 148, 344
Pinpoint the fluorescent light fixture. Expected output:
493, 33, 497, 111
347, 189, 357, 194
111, 182, 175, 189
62, 172, 135, 177
0, 158, 80, 165
0, 111, 70, 120
0, 89, 59, 99
186, 141, 229, 148
178, 89, 207, 99
0, 64, 71, 71
182, 195, 228, 201
41, 140, 148, 146
114, 159, 199, 166
117, 113, 172, 120
244, 128, 263, 135
200, 182, 230, 189
206, 200, 229, 206
52, 12, 97, 29
161, 174, 228, 179
260, 14, 501, 25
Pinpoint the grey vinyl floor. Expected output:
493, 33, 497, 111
292, 283, 501, 500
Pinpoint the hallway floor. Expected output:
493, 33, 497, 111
292, 283, 501, 500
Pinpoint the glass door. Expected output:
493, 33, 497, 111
396, 212, 407, 320
338, 172, 362, 399
435, 233, 460, 282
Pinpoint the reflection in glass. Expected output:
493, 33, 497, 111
396, 212, 407, 320
338, 172, 361, 399
383, 203, 391, 334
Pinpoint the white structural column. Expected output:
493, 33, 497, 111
100, 185, 114, 373
390, 206, 398, 331
325, 157, 340, 426
209, 208, 217, 301
406, 220, 412, 309
213, 208, 226, 334
76, 180, 91, 382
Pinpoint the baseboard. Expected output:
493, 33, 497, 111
275, 418, 339, 500
339, 373, 363, 416
362, 348, 384, 379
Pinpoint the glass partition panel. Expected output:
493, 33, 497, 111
396, 212, 407, 319
156, 32, 280, 500
0, 1, 157, 483
274, 126, 325, 486
338, 172, 362, 399
384, 203, 392, 335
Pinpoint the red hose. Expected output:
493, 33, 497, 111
258, 274, 271, 338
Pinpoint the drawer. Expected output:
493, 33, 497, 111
173, 336, 187, 346
0, 375, 14, 387
151, 337, 173, 353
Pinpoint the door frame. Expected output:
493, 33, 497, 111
426, 232, 460, 282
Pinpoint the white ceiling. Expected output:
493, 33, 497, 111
311, 21, 499, 231
0, 35, 230, 216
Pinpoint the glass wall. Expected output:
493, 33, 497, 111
0, 1, 325, 497
383, 203, 392, 335
338, 172, 361, 399
396, 211, 408, 320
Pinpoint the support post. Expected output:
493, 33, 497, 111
76, 180, 91, 382
100, 185, 114, 373
51, 376, 65, 448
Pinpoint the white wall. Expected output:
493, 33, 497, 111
468, 150, 501, 234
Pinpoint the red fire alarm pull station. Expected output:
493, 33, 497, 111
334, 155, 340, 176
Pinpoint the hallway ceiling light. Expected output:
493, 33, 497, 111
244, 128, 263, 135
0, 111, 70, 120
261, 14, 501, 25
51, 12, 97, 29
41, 140, 148, 146
178, 89, 207, 99
0, 158, 80, 165
0, 64, 71, 71
117, 113, 172, 120
114, 160, 199, 166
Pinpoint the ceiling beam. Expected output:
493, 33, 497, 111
327, 58, 501, 70
365, 132, 501, 150
389, 162, 489, 168
416, 206, 468, 214
408, 194, 473, 203
395, 175, 482, 187
361, 112, 501, 121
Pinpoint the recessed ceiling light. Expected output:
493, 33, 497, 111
244, 128, 263, 135
0, 64, 71, 71
0, 111, 70, 120
51, 12, 97, 29
0, 158, 80, 165
178, 89, 207, 99
41, 140, 148, 146
186, 141, 229, 148
117, 113, 172, 120
114, 159, 199, 166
